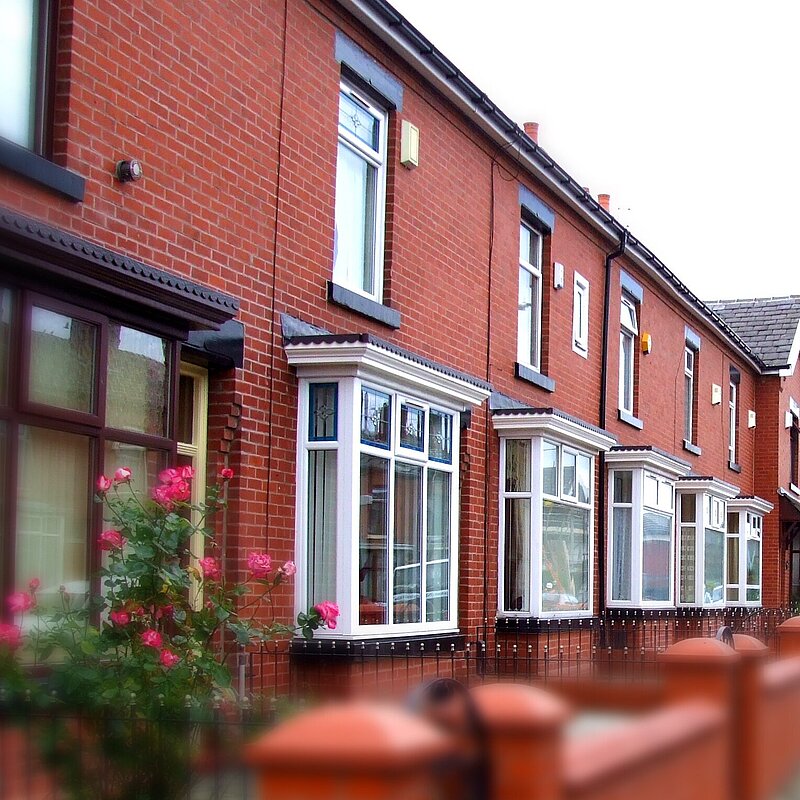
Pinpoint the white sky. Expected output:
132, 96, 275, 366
389, 0, 800, 302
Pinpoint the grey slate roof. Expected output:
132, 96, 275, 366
706, 296, 800, 369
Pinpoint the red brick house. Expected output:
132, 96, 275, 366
0, 0, 795, 673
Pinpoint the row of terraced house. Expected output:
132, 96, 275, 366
2, 0, 800, 679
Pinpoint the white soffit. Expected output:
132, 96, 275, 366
604, 448, 690, 480
492, 411, 616, 453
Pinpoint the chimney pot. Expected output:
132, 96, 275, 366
523, 121, 539, 144
598, 193, 611, 211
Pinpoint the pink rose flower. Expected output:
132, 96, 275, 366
99, 529, 127, 551
169, 480, 191, 502
97, 475, 113, 493
247, 552, 272, 579
140, 629, 163, 649
159, 649, 180, 668
114, 467, 132, 483
0, 623, 22, 651
28, 578, 40, 592
199, 557, 221, 581
155, 604, 173, 620
110, 610, 130, 626
152, 484, 175, 510
279, 561, 297, 577
8, 592, 34, 614
314, 601, 340, 630
179, 465, 195, 480
219, 467, 234, 480
158, 468, 180, 484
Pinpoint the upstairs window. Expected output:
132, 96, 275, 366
790, 408, 799, 490
728, 366, 740, 468
333, 81, 388, 302
572, 272, 589, 357
517, 222, 543, 371
619, 294, 638, 416
684, 348, 695, 443
1, 0, 55, 152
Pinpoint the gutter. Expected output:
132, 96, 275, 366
336, 0, 767, 373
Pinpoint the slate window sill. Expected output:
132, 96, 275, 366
515, 362, 555, 392
683, 440, 702, 456
327, 281, 401, 329
728, 461, 742, 474
0, 138, 85, 202
618, 409, 644, 430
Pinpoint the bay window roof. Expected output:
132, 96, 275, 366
605, 445, 690, 480
676, 475, 740, 499
492, 405, 616, 452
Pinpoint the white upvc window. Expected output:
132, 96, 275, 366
495, 410, 614, 620
728, 379, 738, 465
619, 294, 638, 414
572, 272, 589, 357
333, 81, 388, 302
676, 478, 739, 608
684, 347, 695, 443
726, 497, 771, 606
288, 338, 490, 638
517, 222, 543, 371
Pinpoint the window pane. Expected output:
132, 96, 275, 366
611, 507, 632, 602
613, 470, 632, 504
517, 266, 533, 365
542, 441, 557, 496
620, 298, 637, 332
643, 474, 658, 508
746, 588, 760, 602
107, 325, 169, 436
0, 288, 11, 404
29, 307, 97, 413
307, 450, 337, 607
16, 426, 90, 610
399, 403, 424, 451
506, 439, 531, 493
503, 498, 530, 612
0, 0, 37, 147
542, 501, 590, 613
684, 373, 693, 441
680, 525, 696, 604
562, 451, 576, 499
747, 538, 760, 588
429, 410, 453, 463
642, 511, 671, 602
309, 383, 337, 442
339, 90, 379, 150
393, 463, 422, 624
727, 536, 739, 587
680, 492, 696, 523
361, 387, 391, 447
103, 442, 163, 496
426, 470, 450, 623
359, 454, 388, 625
620, 332, 633, 411
576, 454, 591, 504
334, 141, 377, 295
177, 374, 195, 443
704, 528, 724, 604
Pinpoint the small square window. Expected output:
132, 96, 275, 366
399, 402, 425, 452
309, 383, 338, 441
360, 386, 391, 447
429, 410, 453, 464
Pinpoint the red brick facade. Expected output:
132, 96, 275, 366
0, 0, 796, 664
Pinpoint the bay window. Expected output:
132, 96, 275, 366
288, 336, 490, 637
607, 448, 689, 608
495, 409, 614, 619
726, 497, 771, 606
676, 478, 739, 608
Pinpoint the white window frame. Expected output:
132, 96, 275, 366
287, 339, 490, 639
675, 478, 739, 609
726, 497, 771, 607
572, 272, 589, 357
619, 294, 638, 415
728, 380, 738, 464
333, 80, 388, 303
684, 347, 695, 443
517, 222, 543, 371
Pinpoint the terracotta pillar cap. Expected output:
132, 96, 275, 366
659, 637, 740, 664
245, 701, 452, 770
470, 682, 570, 731
732, 633, 769, 657
777, 616, 800, 633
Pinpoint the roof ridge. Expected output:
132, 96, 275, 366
707, 295, 800, 305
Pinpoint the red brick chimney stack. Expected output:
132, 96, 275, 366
523, 121, 539, 144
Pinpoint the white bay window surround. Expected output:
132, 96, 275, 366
676, 477, 739, 608
286, 337, 490, 638
495, 409, 615, 618
726, 496, 772, 606
607, 448, 690, 608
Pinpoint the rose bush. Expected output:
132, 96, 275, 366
0, 466, 338, 799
